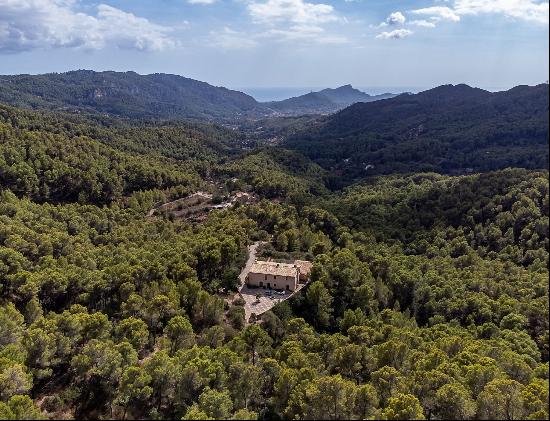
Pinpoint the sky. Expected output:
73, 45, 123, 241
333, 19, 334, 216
0, 0, 548, 92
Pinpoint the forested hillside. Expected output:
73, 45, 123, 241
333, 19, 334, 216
284, 84, 549, 184
0, 100, 548, 420
0, 72, 397, 121
325, 169, 548, 267
220, 148, 330, 202
0, 71, 268, 121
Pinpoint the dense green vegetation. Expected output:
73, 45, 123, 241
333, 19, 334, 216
284, 84, 549, 185
0, 94, 548, 420
324, 169, 549, 269
0, 71, 265, 121
220, 148, 330, 202
0, 103, 252, 205
0, 72, 395, 122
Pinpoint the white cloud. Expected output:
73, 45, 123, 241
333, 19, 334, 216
453, 0, 549, 24
0, 0, 176, 53
95, 5, 177, 51
411, 6, 461, 22
376, 28, 413, 39
188, 0, 216, 4
264, 25, 324, 38
411, 1, 549, 26
262, 25, 348, 43
409, 19, 437, 28
209, 21, 346, 48
376, 11, 406, 28
248, 0, 337, 25
247, 0, 345, 44
386, 11, 406, 25
211, 27, 258, 49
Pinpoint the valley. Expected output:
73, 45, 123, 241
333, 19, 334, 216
0, 73, 548, 421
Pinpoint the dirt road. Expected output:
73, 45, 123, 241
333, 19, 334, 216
238, 241, 263, 286
236, 241, 305, 323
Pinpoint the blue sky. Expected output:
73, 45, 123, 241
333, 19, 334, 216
0, 0, 548, 91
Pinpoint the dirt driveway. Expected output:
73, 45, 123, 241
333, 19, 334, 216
237, 242, 305, 322
238, 241, 263, 286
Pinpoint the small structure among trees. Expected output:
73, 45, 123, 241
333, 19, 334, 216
295, 260, 313, 283
246, 259, 312, 291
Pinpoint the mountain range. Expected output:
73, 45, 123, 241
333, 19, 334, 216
263, 85, 396, 116
0, 71, 394, 121
283, 83, 549, 183
0, 70, 264, 121
0, 70, 547, 184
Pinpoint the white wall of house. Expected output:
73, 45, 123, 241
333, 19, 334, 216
247, 272, 298, 291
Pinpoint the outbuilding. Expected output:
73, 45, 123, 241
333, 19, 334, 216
294, 260, 313, 283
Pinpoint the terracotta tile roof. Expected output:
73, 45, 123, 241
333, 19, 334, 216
249, 261, 299, 277
295, 260, 313, 275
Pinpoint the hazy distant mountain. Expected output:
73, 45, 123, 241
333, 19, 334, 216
264, 85, 396, 115
319, 85, 395, 105
283, 83, 549, 183
0, 70, 270, 121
